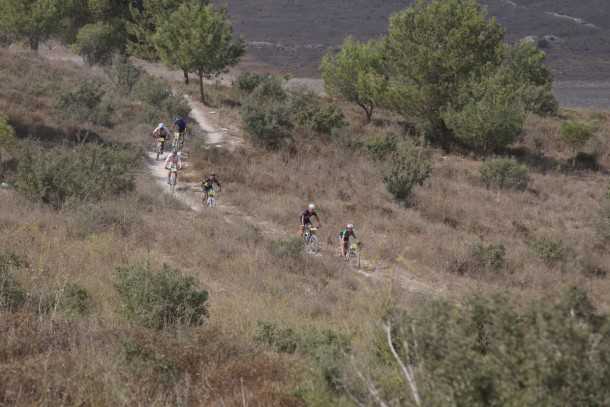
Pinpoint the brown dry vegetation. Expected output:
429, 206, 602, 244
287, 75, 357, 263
2, 46, 610, 406
184, 79, 610, 307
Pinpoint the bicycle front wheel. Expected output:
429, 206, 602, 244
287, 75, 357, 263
306, 235, 320, 254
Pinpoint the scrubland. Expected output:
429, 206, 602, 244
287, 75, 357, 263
2, 46, 610, 406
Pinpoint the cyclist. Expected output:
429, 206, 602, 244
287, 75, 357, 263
152, 123, 170, 154
300, 203, 321, 236
173, 116, 187, 150
201, 173, 222, 203
164, 150, 183, 184
339, 224, 357, 258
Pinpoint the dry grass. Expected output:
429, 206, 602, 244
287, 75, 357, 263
2, 46, 610, 405
185, 84, 610, 308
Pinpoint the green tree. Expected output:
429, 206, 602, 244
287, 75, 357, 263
154, 2, 244, 102
504, 41, 558, 115
321, 37, 387, 123
73, 21, 124, 65
442, 68, 526, 153
0, 0, 62, 50
385, 0, 505, 142
127, 0, 207, 60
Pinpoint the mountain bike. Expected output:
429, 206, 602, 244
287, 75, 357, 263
345, 241, 361, 267
206, 188, 217, 208
155, 137, 166, 160
168, 165, 178, 194
303, 225, 320, 255
172, 131, 185, 152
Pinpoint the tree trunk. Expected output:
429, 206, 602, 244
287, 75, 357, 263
359, 103, 373, 123
198, 71, 205, 104
183, 69, 189, 85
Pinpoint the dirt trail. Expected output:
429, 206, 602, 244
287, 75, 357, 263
139, 66, 441, 296
35, 44, 440, 296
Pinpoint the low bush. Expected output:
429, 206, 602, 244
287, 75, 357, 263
16, 144, 136, 209
134, 76, 172, 106
366, 134, 397, 161
270, 237, 303, 259
0, 252, 27, 311
529, 237, 565, 264
114, 264, 209, 329
289, 91, 346, 135
255, 321, 351, 390
120, 335, 181, 384
347, 290, 610, 405
383, 140, 432, 202
241, 79, 293, 149
56, 81, 114, 129
134, 75, 190, 119
56, 283, 93, 317
480, 158, 529, 191
470, 242, 507, 273
560, 121, 594, 161
237, 72, 267, 94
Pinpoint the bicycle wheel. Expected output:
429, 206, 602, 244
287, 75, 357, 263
306, 234, 320, 254
156, 142, 162, 160
169, 173, 177, 194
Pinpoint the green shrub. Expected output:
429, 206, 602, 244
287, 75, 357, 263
16, 144, 136, 209
529, 237, 565, 264
237, 72, 267, 94
56, 81, 114, 129
134, 75, 190, 119
114, 264, 209, 329
383, 140, 432, 202
255, 321, 351, 390
161, 94, 191, 120
560, 121, 594, 164
120, 335, 180, 384
480, 158, 529, 191
351, 290, 610, 405
470, 242, 506, 273
241, 79, 293, 149
270, 237, 303, 259
289, 91, 346, 135
57, 283, 93, 317
366, 134, 397, 161
108, 54, 142, 95
73, 22, 125, 65
134, 76, 172, 106
0, 252, 27, 311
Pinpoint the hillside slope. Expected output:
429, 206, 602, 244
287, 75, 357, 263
217, 0, 610, 82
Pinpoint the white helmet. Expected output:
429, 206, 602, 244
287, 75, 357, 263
347, 224, 354, 229
308, 203, 315, 210
159, 123, 165, 128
